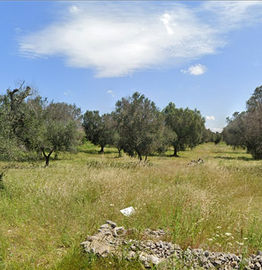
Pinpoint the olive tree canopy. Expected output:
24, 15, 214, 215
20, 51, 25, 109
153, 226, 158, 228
223, 86, 262, 159
82, 110, 113, 153
114, 92, 168, 161
0, 84, 82, 165
163, 102, 206, 156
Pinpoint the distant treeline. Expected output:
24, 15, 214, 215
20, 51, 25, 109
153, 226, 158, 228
0, 82, 229, 165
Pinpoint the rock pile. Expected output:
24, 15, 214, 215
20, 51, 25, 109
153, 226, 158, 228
81, 221, 262, 269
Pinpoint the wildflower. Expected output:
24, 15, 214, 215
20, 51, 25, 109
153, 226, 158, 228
217, 226, 221, 229
225, 232, 232, 236
236, 241, 244, 246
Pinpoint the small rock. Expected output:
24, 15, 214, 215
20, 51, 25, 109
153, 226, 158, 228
231, 260, 238, 268
255, 261, 262, 269
147, 254, 162, 265
127, 251, 136, 260
113, 226, 125, 237
98, 228, 112, 236
257, 250, 262, 256
106, 220, 117, 228
100, 223, 111, 229
204, 250, 210, 257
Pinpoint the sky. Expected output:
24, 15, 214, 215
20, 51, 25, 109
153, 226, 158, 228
1, 1, 262, 132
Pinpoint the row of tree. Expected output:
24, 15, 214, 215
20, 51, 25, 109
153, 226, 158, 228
82, 92, 219, 161
0, 83, 219, 165
223, 85, 262, 160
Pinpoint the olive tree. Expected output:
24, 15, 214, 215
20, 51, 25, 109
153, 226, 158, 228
82, 110, 113, 153
114, 92, 168, 161
223, 85, 262, 159
40, 102, 82, 166
0, 83, 33, 160
0, 83, 82, 165
163, 102, 206, 156
223, 112, 247, 149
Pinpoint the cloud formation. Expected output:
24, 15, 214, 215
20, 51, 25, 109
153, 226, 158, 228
206, 116, 215, 121
181, 64, 207, 75
18, 2, 262, 77
211, 127, 222, 133
107, 90, 115, 97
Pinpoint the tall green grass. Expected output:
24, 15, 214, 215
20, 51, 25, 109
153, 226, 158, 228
0, 142, 262, 269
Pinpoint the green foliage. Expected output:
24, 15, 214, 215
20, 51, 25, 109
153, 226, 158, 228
213, 132, 222, 145
82, 111, 114, 153
83, 93, 210, 160
203, 129, 222, 144
223, 85, 262, 159
223, 112, 247, 149
0, 83, 33, 161
40, 102, 82, 165
163, 102, 206, 156
114, 92, 168, 160
0, 84, 82, 165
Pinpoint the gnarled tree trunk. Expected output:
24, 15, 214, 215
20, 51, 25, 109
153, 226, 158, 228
99, 146, 104, 154
172, 147, 179, 157
42, 149, 54, 166
135, 149, 143, 161
117, 148, 122, 157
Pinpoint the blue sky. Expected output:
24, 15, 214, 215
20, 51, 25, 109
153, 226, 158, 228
1, 1, 262, 132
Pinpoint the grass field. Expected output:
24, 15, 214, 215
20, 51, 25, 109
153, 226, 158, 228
0, 142, 262, 269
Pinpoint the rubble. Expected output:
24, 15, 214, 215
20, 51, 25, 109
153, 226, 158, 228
81, 221, 262, 269
188, 158, 204, 166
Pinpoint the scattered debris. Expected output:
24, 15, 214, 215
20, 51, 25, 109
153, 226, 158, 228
188, 158, 204, 166
120, 206, 135, 216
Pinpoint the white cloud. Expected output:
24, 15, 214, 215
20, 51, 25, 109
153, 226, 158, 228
181, 64, 207, 75
107, 90, 115, 97
18, 1, 262, 78
206, 116, 215, 121
160, 13, 174, 35
69, 5, 80, 14
210, 127, 222, 133
202, 1, 262, 30
63, 90, 72, 96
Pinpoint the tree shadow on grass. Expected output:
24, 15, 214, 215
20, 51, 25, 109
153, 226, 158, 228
78, 148, 101, 155
214, 156, 253, 161
213, 150, 246, 155
78, 147, 118, 155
